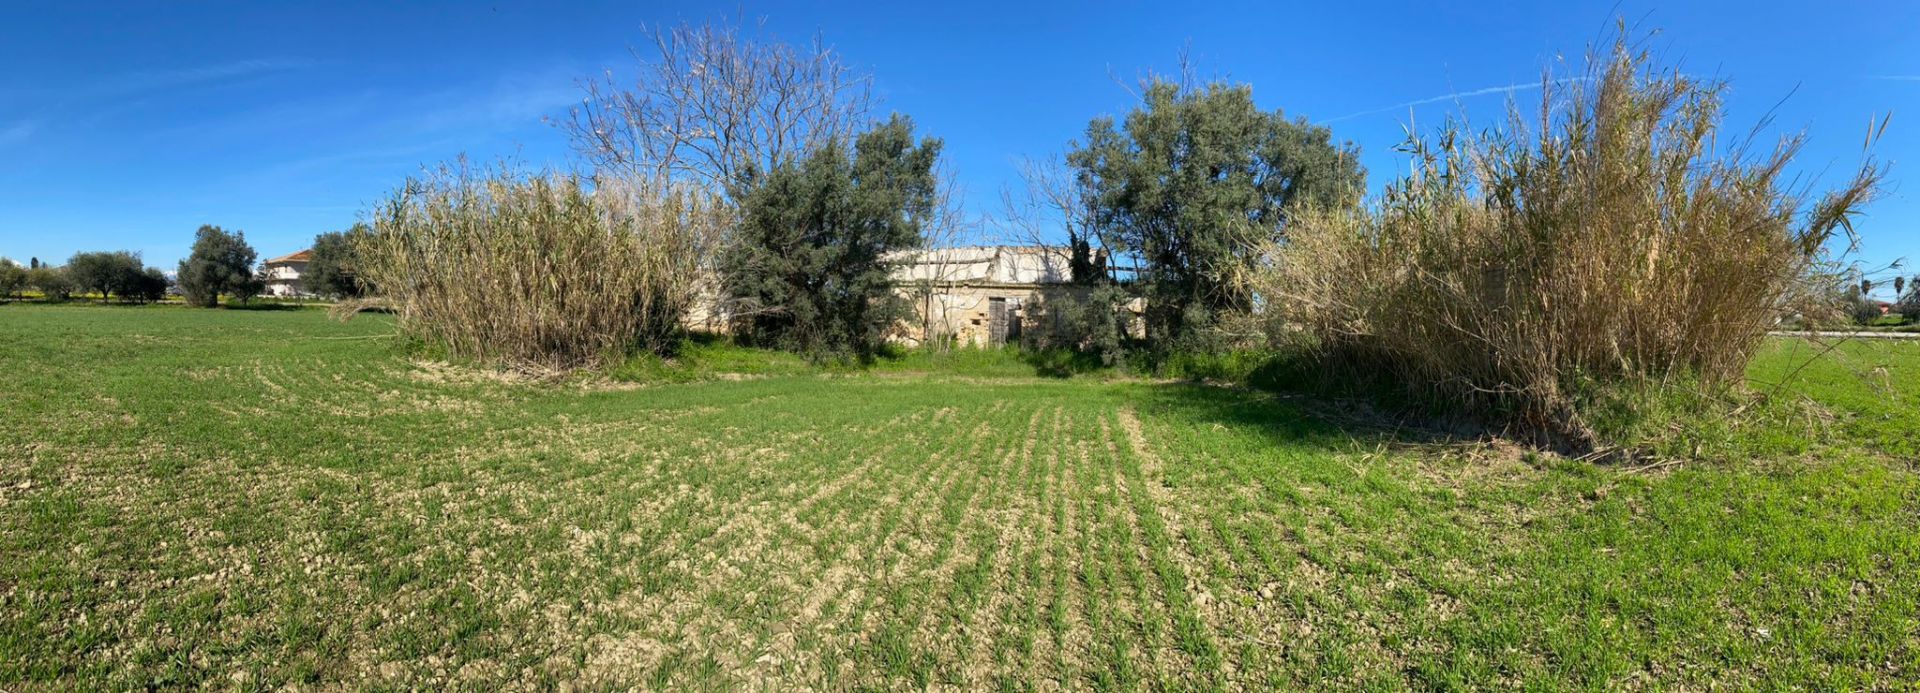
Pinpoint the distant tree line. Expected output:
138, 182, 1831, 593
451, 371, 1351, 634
69, 251, 170, 303
3, 224, 269, 307
6, 219, 395, 309
1, 251, 166, 303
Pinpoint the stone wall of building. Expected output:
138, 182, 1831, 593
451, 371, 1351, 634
682, 246, 1140, 348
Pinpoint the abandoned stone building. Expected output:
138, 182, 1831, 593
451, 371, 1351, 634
686, 245, 1130, 347
889, 245, 1086, 347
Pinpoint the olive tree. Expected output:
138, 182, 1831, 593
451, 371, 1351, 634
129, 267, 170, 303
27, 266, 72, 301
721, 115, 939, 359
66, 251, 146, 301
0, 259, 25, 298
1068, 79, 1364, 348
177, 225, 262, 307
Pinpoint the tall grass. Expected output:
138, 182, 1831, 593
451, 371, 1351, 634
1260, 38, 1884, 447
354, 163, 730, 369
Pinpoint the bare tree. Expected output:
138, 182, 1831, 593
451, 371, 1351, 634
557, 16, 875, 196
997, 153, 1118, 284
901, 165, 982, 351
991, 153, 1154, 357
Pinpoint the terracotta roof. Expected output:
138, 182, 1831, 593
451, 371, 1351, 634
265, 249, 312, 265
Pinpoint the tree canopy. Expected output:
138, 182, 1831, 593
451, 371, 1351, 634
177, 225, 262, 307
66, 251, 147, 301
1068, 79, 1364, 347
306, 224, 370, 298
721, 114, 940, 358
129, 267, 169, 303
26, 266, 72, 301
0, 259, 25, 298
560, 18, 873, 198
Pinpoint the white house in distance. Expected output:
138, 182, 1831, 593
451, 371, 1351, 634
260, 249, 312, 297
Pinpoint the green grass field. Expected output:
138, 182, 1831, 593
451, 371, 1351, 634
2, 304, 1916, 689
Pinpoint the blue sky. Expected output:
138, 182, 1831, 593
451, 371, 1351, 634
2, 1, 1916, 289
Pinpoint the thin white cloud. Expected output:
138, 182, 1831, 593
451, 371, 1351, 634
0, 59, 314, 148
0, 120, 37, 146
1321, 78, 1586, 124
407, 67, 582, 133
0, 58, 315, 103
114, 58, 316, 92
154, 65, 580, 143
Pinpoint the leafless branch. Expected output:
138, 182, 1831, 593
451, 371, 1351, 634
555, 15, 874, 197
903, 162, 983, 350
994, 152, 1121, 283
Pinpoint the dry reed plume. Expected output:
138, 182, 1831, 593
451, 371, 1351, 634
1260, 37, 1885, 446
353, 163, 731, 369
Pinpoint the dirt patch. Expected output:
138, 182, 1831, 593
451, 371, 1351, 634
407, 359, 550, 387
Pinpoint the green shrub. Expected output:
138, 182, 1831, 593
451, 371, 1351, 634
1022, 284, 1134, 367
609, 335, 815, 383
875, 343, 1044, 379
1894, 290, 1920, 324
1843, 287, 1886, 326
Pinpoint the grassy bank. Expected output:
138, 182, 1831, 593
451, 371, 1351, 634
1, 304, 1914, 688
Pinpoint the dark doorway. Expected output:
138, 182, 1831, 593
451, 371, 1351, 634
988, 297, 1022, 345
988, 298, 1008, 345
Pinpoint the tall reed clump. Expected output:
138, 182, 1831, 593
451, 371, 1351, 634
1259, 37, 1884, 448
353, 163, 730, 370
